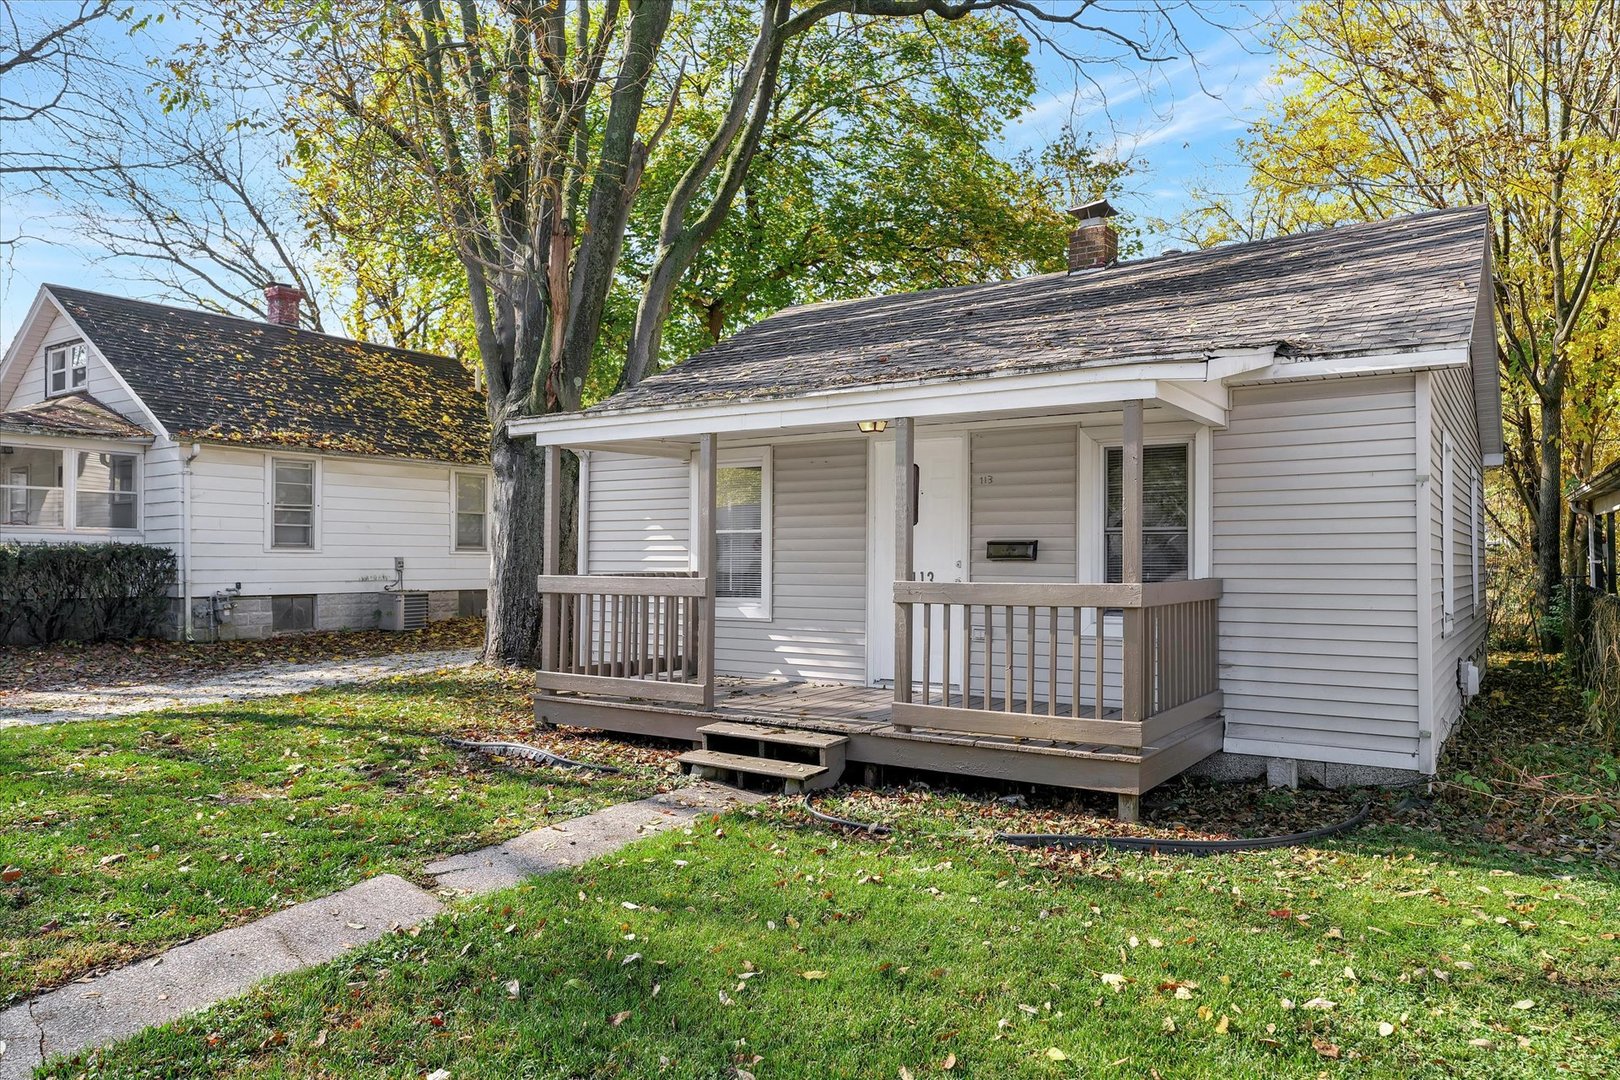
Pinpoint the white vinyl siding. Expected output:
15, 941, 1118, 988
1, 308, 155, 428
186, 447, 490, 596
1430, 364, 1488, 749
1213, 375, 1424, 769
583, 451, 691, 573
714, 440, 866, 682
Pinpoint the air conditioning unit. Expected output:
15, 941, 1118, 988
383, 591, 430, 632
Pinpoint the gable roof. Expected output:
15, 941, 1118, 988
40, 286, 487, 464
0, 393, 153, 441
588, 206, 1491, 416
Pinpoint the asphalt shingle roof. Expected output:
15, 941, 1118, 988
589, 206, 1490, 415
0, 393, 153, 441
46, 287, 488, 464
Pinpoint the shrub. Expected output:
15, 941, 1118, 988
0, 542, 177, 644
1583, 595, 1620, 743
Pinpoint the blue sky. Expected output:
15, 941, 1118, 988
0, 2, 1284, 342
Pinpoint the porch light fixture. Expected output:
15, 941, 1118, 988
857, 419, 888, 434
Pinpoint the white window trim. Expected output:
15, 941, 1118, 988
1083, 428, 1202, 638
0, 438, 142, 534
450, 468, 492, 554
44, 340, 88, 398
692, 447, 772, 621
1441, 431, 1456, 635
265, 454, 322, 552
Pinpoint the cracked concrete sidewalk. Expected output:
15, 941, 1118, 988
0, 648, 481, 728
0, 783, 760, 1078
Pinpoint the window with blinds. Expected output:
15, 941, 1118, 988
1105, 444, 1190, 583
716, 465, 764, 600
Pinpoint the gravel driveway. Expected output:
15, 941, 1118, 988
0, 648, 481, 728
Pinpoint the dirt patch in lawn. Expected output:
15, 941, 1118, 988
0, 617, 484, 698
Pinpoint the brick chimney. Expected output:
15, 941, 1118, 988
1066, 198, 1118, 272
264, 283, 304, 327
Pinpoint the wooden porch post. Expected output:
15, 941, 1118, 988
694, 433, 718, 708
893, 418, 916, 727
1608, 512, 1617, 595
540, 443, 562, 675
1119, 401, 1145, 823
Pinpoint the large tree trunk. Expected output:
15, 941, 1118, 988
1535, 386, 1564, 643
485, 427, 547, 666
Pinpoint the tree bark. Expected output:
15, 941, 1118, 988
1536, 386, 1564, 644
485, 426, 547, 666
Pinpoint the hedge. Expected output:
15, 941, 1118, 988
0, 542, 177, 644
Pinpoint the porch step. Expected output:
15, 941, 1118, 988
697, 721, 848, 750
692, 720, 848, 793
678, 749, 830, 794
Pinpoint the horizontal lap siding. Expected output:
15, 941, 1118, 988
3, 311, 151, 425
1214, 375, 1423, 767
716, 440, 867, 682
584, 452, 691, 572
1431, 364, 1488, 748
188, 447, 489, 594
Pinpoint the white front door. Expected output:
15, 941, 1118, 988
869, 435, 968, 687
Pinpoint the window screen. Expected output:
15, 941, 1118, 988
46, 343, 87, 396
715, 465, 763, 600
454, 472, 488, 551
272, 459, 315, 548
1105, 444, 1189, 583
75, 451, 138, 529
2, 446, 65, 526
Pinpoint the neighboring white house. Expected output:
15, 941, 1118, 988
509, 205, 1500, 805
0, 284, 492, 639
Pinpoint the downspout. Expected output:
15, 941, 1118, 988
181, 442, 200, 641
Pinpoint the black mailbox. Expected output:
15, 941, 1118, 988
986, 540, 1038, 561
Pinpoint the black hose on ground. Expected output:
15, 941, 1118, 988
444, 737, 623, 775
801, 792, 1373, 855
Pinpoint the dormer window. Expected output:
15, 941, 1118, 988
46, 342, 88, 396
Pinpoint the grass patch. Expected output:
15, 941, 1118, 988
44, 810, 1619, 1079
0, 666, 671, 1003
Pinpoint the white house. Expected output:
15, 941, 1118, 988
508, 205, 1500, 812
0, 284, 492, 639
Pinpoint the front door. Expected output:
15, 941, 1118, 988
870, 435, 967, 687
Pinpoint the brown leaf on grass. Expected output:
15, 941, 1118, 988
610, 1010, 631, 1026
1312, 1038, 1341, 1059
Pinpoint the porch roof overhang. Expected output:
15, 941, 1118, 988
0, 394, 155, 444
1571, 459, 1620, 517
510, 347, 1278, 455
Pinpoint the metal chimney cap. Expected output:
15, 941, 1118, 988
1066, 198, 1117, 221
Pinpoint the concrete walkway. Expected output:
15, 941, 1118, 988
0, 648, 481, 728
0, 783, 760, 1078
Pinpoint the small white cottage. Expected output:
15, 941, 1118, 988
510, 205, 1500, 811
0, 284, 491, 639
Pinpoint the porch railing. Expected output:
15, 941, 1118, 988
536, 573, 713, 706
890, 578, 1222, 749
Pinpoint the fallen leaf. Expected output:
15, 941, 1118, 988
1214, 1015, 1231, 1034
1100, 972, 1127, 992
942, 1052, 957, 1070
801, 970, 828, 980
1378, 1021, 1395, 1037
505, 979, 520, 998
1044, 1047, 1069, 1061
0, 867, 20, 883
1512, 999, 1535, 1010
1302, 998, 1336, 1011
610, 1010, 631, 1027
1312, 1038, 1341, 1059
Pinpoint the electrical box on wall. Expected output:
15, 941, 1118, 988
986, 540, 1038, 561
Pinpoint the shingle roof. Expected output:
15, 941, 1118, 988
0, 393, 153, 440
588, 206, 1490, 415
45, 286, 488, 464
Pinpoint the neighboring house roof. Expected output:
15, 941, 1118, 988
587, 205, 1491, 415
0, 393, 153, 441
42, 286, 488, 464
1572, 458, 1620, 514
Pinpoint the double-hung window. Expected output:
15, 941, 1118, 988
713, 455, 770, 617
45, 342, 88, 396
453, 471, 489, 552
75, 451, 139, 529
1104, 444, 1190, 583
271, 458, 316, 549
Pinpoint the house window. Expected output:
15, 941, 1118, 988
272, 595, 315, 632
1, 446, 65, 527
1104, 444, 1189, 582
271, 458, 316, 549
45, 342, 88, 396
75, 451, 138, 530
715, 463, 766, 605
453, 472, 488, 552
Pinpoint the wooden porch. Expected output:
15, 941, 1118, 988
531, 405, 1225, 821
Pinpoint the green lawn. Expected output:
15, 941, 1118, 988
37, 811, 1618, 1079
0, 668, 665, 1003
14, 659, 1620, 1078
